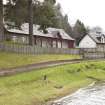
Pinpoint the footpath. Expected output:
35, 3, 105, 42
0, 59, 104, 76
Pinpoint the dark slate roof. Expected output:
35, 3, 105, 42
5, 23, 74, 41
88, 32, 105, 44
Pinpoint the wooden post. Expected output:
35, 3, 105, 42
61, 40, 62, 48
43, 75, 47, 81
51, 39, 53, 48
0, 0, 4, 41
41, 38, 42, 47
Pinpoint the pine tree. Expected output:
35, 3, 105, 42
73, 20, 87, 45
61, 15, 73, 36
4, 0, 73, 37
54, 4, 73, 35
5, 0, 28, 28
45, 0, 56, 4
29, 0, 58, 33
5, 0, 57, 33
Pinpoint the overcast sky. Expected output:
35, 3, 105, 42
57, 0, 105, 30
3, 0, 105, 30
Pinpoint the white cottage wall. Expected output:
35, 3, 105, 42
62, 41, 68, 48
58, 41, 62, 48
79, 35, 97, 48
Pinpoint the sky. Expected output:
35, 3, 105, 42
3, 0, 105, 30
57, 0, 105, 30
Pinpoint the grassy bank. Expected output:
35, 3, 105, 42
0, 61, 105, 105
0, 52, 80, 69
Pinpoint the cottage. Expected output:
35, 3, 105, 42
79, 32, 105, 48
5, 23, 75, 48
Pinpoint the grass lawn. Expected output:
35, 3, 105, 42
0, 52, 80, 69
0, 61, 105, 105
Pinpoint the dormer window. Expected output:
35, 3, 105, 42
96, 31, 101, 34
101, 36, 105, 43
57, 32, 62, 39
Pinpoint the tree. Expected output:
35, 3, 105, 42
61, 15, 73, 35
5, 0, 34, 45
5, 0, 57, 33
53, 4, 73, 35
45, 0, 56, 4
4, 0, 72, 37
90, 26, 103, 33
33, 0, 58, 33
40, 2, 55, 32
73, 20, 88, 45
0, 0, 4, 41
5, 0, 28, 29
28, 0, 34, 46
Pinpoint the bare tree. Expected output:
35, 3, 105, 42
0, 0, 4, 41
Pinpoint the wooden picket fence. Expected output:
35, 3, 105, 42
1, 43, 105, 59
0, 43, 80, 55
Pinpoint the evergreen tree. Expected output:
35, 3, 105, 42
45, 0, 56, 5
5, 0, 28, 29
61, 15, 73, 35
54, 4, 73, 35
5, 0, 58, 33
5, 0, 34, 45
4, 0, 73, 37
73, 20, 88, 45
90, 26, 103, 33
33, 1, 57, 33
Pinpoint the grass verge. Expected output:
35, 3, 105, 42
0, 52, 80, 69
0, 61, 105, 105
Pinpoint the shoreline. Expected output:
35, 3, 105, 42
1, 61, 105, 105
50, 81, 96, 105
51, 81, 105, 105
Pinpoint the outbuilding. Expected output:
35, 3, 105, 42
79, 32, 105, 49
5, 23, 75, 48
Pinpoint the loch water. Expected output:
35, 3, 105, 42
54, 83, 105, 105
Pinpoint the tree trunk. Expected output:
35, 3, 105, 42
28, 0, 34, 46
0, 0, 4, 41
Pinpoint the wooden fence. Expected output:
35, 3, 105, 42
83, 52, 105, 59
82, 48, 105, 59
0, 43, 80, 55
1, 43, 105, 59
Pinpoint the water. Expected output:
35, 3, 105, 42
54, 83, 105, 105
